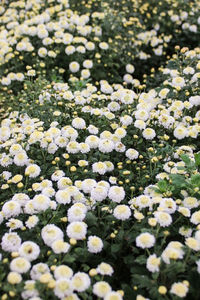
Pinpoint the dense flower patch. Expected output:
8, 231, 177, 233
0, 0, 200, 300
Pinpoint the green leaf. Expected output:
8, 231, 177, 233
191, 174, 200, 186
195, 153, 200, 166
111, 244, 121, 253
157, 179, 168, 192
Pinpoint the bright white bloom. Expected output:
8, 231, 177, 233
126, 148, 139, 160
142, 128, 156, 140
54, 265, 73, 280
87, 236, 103, 253
2, 200, 21, 218
54, 278, 73, 298
170, 282, 188, 298
19, 241, 40, 261
71, 272, 91, 292
96, 263, 114, 276
136, 232, 155, 249
66, 221, 87, 240
154, 212, 172, 227
51, 240, 70, 254
1, 232, 21, 252
104, 291, 123, 300
93, 281, 111, 298
108, 186, 125, 203
41, 224, 64, 246
30, 263, 50, 280
32, 194, 50, 212
146, 254, 160, 272
113, 205, 131, 220
10, 257, 31, 274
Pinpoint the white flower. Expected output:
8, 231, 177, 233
25, 164, 41, 178
154, 211, 172, 227
170, 282, 188, 298
93, 281, 111, 298
104, 291, 123, 300
96, 263, 114, 276
10, 257, 31, 274
126, 148, 139, 160
19, 241, 40, 261
30, 263, 50, 280
98, 139, 114, 153
54, 265, 73, 280
91, 186, 107, 202
1, 232, 21, 252
191, 211, 200, 224
142, 128, 156, 140
71, 272, 91, 292
174, 126, 187, 139
54, 278, 73, 298
108, 186, 125, 203
67, 205, 86, 222
25, 215, 38, 229
14, 151, 28, 166
136, 233, 155, 249
55, 189, 71, 204
92, 162, 107, 175
69, 61, 80, 73
32, 194, 50, 212
87, 236, 103, 253
51, 240, 70, 254
113, 205, 131, 220
126, 64, 135, 74
82, 179, 97, 193
146, 254, 160, 272
2, 200, 21, 218
72, 117, 86, 129
41, 224, 64, 247
66, 221, 87, 240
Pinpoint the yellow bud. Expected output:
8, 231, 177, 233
89, 269, 97, 277
70, 238, 77, 245
158, 286, 167, 294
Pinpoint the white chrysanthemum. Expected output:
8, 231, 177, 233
113, 205, 131, 220
57, 177, 72, 190
142, 128, 156, 140
32, 194, 50, 212
172, 76, 185, 87
2, 200, 21, 218
71, 272, 91, 292
185, 237, 200, 251
51, 170, 65, 181
146, 254, 160, 273
10, 257, 31, 274
21, 280, 39, 299
54, 278, 73, 298
85, 135, 99, 148
56, 189, 71, 204
19, 241, 40, 261
191, 211, 200, 225
125, 148, 139, 160
96, 263, 114, 276
159, 198, 176, 214
67, 206, 86, 223
41, 224, 64, 246
51, 240, 70, 254
136, 233, 155, 249
154, 211, 172, 227
6, 218, 23, 230
69, 61, 80, 73
126, 64, 135, 74
114, 127, 127, 139
66, 221, 87, 240
14, 151, 29, 166
93, 281, 112, 298
1, 232, 21, 252
98, 139, 114, 153
92, 162, 107, 175
179, 227, 192, 238
104, 291, 123, 300
54, 265, 73, 280
183, 197, 198, 209
189, 95, 200, 106
173, 126, 187, 139
87, 235, 103, 253
25, 164, 41, 178
82, 179, 97, 193
136, 195, 151, 209
9, 144, 23, 155
161, 246, 184, 264
120, 115, 133, 126
135, 109, 149, 121
67, 141, 80, 154
170, 282, 188, 298
72, 117, 86, 129
30, 263, 50, 280
108, 186, 125, 203
91, 186, 108, 202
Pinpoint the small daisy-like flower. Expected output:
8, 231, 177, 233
93, 281, 112, 298
96, 263, 114, 276
142, 128, 156, 140
170, 282, 188, 298
10, 257, 31, 274
71, 272, 91, 292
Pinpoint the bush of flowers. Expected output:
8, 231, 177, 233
1, 0, 200, 300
